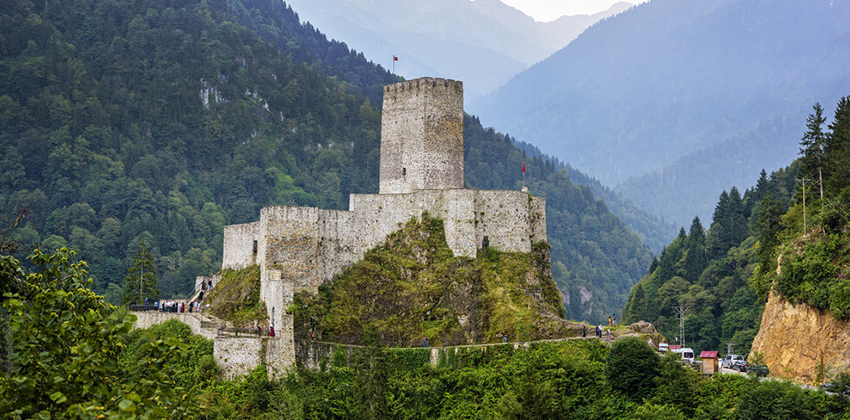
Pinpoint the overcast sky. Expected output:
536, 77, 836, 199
499, 0, 649, 21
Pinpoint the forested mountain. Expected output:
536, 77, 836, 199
226, 0, 397, 106
472, 0, 850, 228
0, 0, 385, 299
623, 165, 798, 356
280, 0, 632, 100
514, 139, 677, 252
0, 0, 651, 323
623, 93, 850, 356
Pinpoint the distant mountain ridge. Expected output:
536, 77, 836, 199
471, 0, 850, 227
0, 0, 653, 324
279, 0, 632, 100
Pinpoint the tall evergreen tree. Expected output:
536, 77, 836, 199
122, 241, 159, 305
725, 187, 747, 246
682, 217, 707, 283
625, 283, 647, 323
755, 192, 783, 279
799, 103, 827, 197
825, 96, 850, 199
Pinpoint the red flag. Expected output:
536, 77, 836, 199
393, 55, 398, 61
522, 162, 525, 173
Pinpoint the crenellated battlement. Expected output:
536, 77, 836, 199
380, 77, 464, 194
382, 77, 463, 95
216, 77, 547, 378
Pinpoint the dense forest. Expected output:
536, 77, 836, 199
622, 94, 850, 356
0, 0, 652, 323
5, 249, 849, 419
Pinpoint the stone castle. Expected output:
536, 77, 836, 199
217, 77, 547, 375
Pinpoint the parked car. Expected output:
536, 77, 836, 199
721, 354, 745, 369
733, 360, 748, 372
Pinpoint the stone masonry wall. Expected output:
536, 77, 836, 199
214, 336, 295, 380
244, 189, 543, 329
132, 312, 218, 341
379, 78, 464, 194
222, 222, 260, 270
213, 77, 547, 378
214, 336, 263, 380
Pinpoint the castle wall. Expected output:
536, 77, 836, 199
380, 78, 464, 194
132, 312, 218, 341
213, 334, 295, 380
473, 191, 547, 254
211, 77, 549, 378
222, 222, 260, 270
349, 189, 544, 258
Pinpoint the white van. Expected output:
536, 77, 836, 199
672, 347, 695, 363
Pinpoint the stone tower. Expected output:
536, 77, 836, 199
379, 77, 464, 194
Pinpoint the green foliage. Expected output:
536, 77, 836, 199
605, 336, 661, 401
748, 351, 770, 378
121, 240, 159, 305
0, 248, 199, 419
291, 214, 570, 345
123, 319, 215, 387
773, 233, 842, 310
651, 353, 700, 416
205, 264, 267, 325
0, 0, 653, 331
626, 403, 686, 420
191, 337, 850, 418
734, 379, 820, 420
465, 115, 655, 323
624, 164, 798, 354
0, 0, 382, 299
201, 365, 302, 419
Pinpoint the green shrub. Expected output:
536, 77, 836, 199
605, 336, 661, 401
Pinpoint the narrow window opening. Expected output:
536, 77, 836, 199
482, 236, 490, 250
402, 167, 406, 177
253, 240, 258, 256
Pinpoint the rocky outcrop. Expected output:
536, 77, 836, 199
751, 292, 850, 383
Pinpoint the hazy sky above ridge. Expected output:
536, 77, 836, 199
499, 0, 649, 21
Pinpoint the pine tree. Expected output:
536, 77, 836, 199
682, 217, 707, 283
625, 283, 647, 324
799, 103, 826, 197
825, 96, 850, 198
121, 241, 159, 305
755, 192, 783, 273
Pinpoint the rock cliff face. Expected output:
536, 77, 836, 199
751, 292, 850, 383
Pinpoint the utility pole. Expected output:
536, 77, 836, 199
674, 304, 689, 348
796, 177, 810, 234
725, 342, 735, 355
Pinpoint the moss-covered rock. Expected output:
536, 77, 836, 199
204, 265, 267, 327
292, 214, 578, 345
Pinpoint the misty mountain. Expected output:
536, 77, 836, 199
280, 0, 632, 100
471, 0, 850, 226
